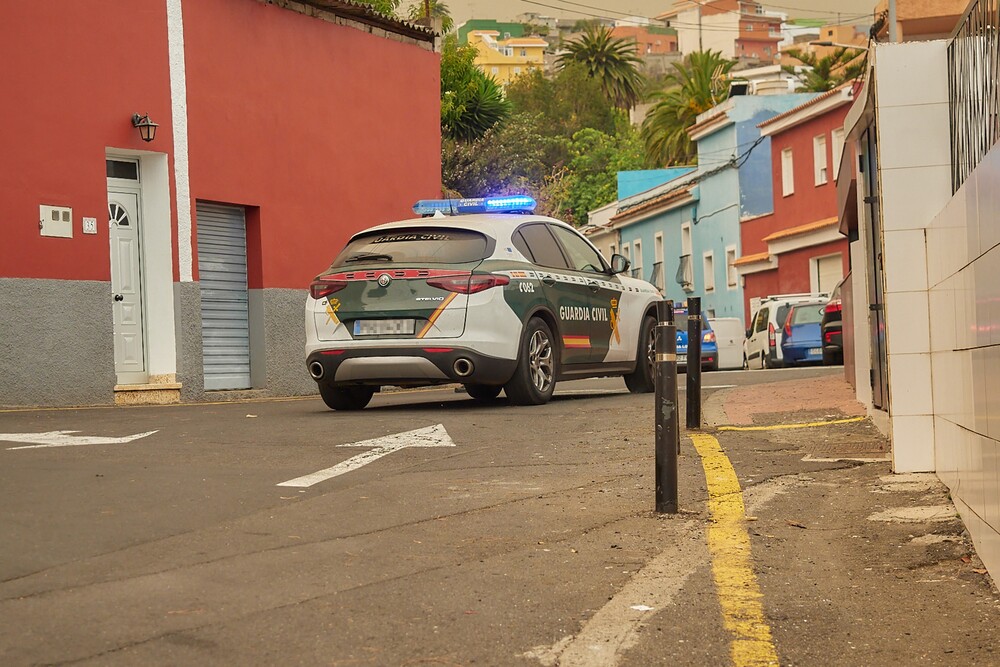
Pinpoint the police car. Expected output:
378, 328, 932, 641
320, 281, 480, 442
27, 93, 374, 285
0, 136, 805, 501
305, 196, 664, 410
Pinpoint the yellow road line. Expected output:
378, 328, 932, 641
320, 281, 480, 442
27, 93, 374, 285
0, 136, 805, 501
690, 433, 779, 667
718, 416, 865, 432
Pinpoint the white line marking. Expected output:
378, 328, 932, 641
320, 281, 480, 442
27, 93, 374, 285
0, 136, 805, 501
277, 424, 455, 488
3, 430, 159, 450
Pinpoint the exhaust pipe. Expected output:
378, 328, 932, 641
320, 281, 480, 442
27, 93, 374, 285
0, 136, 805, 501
453, 358, 474, 378
309, 361, 325, 380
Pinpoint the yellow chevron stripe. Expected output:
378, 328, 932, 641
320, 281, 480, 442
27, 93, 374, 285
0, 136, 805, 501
417, 292, 458, 338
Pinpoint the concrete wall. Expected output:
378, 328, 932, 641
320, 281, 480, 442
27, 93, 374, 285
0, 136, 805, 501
0, 279, 116, 406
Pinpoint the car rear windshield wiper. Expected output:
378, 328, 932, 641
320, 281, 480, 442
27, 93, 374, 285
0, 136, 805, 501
344, 253, 394, 263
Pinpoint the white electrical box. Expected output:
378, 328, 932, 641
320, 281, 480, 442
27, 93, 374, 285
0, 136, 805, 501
40, 205, 73, 238
82, 217, 97, 235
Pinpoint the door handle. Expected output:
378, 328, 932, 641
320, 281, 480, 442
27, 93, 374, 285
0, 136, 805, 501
114, 294, 124, 302
588, 281, 600, 293
541, 275, 556, 286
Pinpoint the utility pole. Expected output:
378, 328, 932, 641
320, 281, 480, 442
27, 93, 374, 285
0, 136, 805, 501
698, 4, 703, 51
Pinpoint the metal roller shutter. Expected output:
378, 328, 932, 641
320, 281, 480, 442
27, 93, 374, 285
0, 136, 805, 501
196, 203, 251, 390
817, 254, 843, 294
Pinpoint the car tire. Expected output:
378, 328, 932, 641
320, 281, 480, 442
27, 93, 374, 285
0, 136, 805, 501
504, 317, 557, 406
763, 353, 771, 370
742, 354, 749, 371
465, 384, 503, 402
624, 315, 656, 393
319, 384, 375, 411
705, 359, 719, 372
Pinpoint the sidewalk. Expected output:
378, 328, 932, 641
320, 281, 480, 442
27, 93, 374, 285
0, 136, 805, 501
682, 373, 1000, 666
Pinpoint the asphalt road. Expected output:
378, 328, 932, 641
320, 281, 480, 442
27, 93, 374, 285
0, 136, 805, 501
0, 366, 870, 665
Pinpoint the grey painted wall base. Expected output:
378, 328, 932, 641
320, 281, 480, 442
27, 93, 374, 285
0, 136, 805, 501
0, 281, 315, 408
0, 278, 116, 407
174, 284, 317, 403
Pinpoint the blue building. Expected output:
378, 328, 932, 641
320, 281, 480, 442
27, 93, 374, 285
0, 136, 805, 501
598, 94, 816, 320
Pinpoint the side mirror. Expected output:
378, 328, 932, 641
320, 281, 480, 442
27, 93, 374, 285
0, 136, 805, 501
610, 253, 630, 275
745, 328, 752, 338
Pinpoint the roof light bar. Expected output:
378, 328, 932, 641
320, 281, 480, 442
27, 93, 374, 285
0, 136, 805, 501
412, 196, 536, 216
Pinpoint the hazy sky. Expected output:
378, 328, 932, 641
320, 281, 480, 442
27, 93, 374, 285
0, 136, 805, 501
446, 0, 879, 28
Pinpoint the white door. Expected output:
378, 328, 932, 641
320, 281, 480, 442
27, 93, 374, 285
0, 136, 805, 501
108, 191, 146, 384
816, 254, 843, 294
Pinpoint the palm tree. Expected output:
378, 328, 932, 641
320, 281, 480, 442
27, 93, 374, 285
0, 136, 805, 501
783, 48, 866, 92
640, 50, 735, 166
407, 0, 453, 33
556, 24, 644, 111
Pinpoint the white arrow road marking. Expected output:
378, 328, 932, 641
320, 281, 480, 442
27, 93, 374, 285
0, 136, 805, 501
277, 423, 456, 488
2, 430, 159, 450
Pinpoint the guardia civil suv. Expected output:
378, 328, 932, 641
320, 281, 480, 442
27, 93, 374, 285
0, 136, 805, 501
305, 196, 664, 410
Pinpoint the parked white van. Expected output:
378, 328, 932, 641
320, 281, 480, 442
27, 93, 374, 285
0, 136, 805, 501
744, 293, 828, 369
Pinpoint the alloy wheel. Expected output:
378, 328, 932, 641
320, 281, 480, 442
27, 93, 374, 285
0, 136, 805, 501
528, 329, 554, 392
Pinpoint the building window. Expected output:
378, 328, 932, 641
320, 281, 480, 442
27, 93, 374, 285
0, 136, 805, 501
609, 243, 616, 260
520, 48, 527, 56
622, 242, 631, 263
653, 232, 665, 292
781, 147, 794, 196
832, 127, 846, 179
678, 222, 694, 291
703, 251, 715, 292
764, 46, 771, 56
513, 67, 521, 75
726, 246, 738, 288
745, 23, 753, 31
491, 66, 499, 75
814, 134, 828, 185
632, 239, 643, 279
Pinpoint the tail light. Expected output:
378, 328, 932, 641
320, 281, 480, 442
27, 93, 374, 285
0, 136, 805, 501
310, 279, 347, 299
825, 300, 842, 314
427, 273, 510, 294
785, 321, 792, 339
768, 322, 776, 347
702, 331, 716, 344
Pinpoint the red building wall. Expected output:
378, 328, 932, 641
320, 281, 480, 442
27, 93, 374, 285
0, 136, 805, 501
183, 0, 442, 290
769, 108, 848, 224
739, 101, 852, 325
0, 4, 174, 282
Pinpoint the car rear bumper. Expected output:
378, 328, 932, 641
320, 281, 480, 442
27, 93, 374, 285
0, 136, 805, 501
307, 346, 517, 387
782, 344, 823, 364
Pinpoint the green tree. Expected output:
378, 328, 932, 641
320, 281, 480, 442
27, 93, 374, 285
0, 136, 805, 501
406, 0, 453, 33
783, 48, 866, 92
440, 36, 511, 141
555, 124, 647, 226
640, 50, 735, 166
442, 113, 550, 198
556, 24, 644, 110
506, 62, 618, 141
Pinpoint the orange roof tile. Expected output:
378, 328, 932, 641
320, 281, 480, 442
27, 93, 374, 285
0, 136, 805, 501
611, 186, 694, 223
761, 216, 839, 242
758, 84, 851, 129
734, 252, 771, 266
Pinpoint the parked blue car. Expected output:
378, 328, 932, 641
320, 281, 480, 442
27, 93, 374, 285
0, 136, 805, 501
780, 302, 827, 365
674, 309, 719, 371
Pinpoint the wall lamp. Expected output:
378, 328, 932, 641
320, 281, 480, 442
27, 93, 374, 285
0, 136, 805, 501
131, 113, 159, 142
809, 41, 869, 51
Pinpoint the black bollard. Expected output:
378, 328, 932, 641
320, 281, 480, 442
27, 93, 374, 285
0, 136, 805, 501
686, 297, 702, 430
655, 300, 679, 514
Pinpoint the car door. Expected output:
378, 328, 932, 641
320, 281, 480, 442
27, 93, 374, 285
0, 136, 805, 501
547, 223, 625, 364
747, 306, 769, 365
514, 223, 593, 366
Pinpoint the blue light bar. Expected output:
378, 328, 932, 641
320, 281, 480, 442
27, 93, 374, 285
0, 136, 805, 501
412, 196, 537, 216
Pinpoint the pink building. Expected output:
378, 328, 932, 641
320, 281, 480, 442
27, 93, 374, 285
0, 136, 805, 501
0, 0, 441, 407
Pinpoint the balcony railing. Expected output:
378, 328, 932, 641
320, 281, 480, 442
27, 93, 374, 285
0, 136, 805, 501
649, 261, 665, 293
675, 254, 693, 292
948, 0, 1000, 192
631, 266, 643, 279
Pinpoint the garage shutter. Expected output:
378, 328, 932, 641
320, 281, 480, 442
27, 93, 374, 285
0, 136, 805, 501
196, 203, 251, 390
817, 254, 843, 294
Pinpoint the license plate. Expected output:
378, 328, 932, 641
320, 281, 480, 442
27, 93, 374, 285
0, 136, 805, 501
809, 348, 822, 355
354, 319, 415, 336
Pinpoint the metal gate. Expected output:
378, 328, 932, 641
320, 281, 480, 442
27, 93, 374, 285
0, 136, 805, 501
196, 203, 251, 390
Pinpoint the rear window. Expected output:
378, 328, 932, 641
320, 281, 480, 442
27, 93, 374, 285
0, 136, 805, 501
674, 312, 711, 331
790, 304, 825, 325
329, 228, 490, 267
